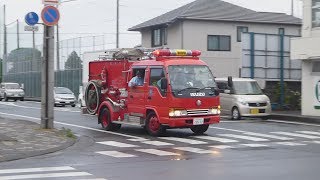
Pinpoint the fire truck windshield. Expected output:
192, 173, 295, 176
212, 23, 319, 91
168, 65, 216, 94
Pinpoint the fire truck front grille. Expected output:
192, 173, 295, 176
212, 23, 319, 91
187, 109, 209, 116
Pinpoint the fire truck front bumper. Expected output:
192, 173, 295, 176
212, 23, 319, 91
164, 115, 220, 128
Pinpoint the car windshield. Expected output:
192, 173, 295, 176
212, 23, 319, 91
5, 83, 20, 89
168, 65, 216, 91
233, 81, 263, 95
54, 87, 73, 94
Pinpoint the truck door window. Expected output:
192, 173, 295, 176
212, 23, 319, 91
149, 68, 165, 90
129, 69, 146, 87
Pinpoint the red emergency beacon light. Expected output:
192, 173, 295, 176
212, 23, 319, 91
153, 49, 201, 57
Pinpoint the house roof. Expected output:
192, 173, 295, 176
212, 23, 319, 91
128, 0, 301, 31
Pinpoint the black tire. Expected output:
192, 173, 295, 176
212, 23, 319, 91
99, 107, 121, 131
71, 104, 76, 107
20, 98, 24, 101
261, 116, 269, 120
54, 104, 57, 107
85, 81, 101, 115
231, 107, 241, 120
145, 112, 165, 136
4, 94, 8, 102
190, 124, 209, 135
14, 99, 17, 102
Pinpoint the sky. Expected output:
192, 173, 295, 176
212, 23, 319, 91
0, 0, 303, 55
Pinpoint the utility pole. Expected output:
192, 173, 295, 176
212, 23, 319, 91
56, 24, 60, 70
3, 5, 7, 76
291, 0, 294, 16
116, 0, 119, 48
16, 19, 20, 49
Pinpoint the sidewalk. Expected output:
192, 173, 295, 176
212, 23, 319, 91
0, 117, 76, 162
270, 111, 320, 124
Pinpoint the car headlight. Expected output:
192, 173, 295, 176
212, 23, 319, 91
209, 106, 221, 115
238, 98, 248, 106
169, 109, 188, 117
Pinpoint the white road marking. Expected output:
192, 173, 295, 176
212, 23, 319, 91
0, 166, 75, 174
243, 132, 294, 141
127, 138, 150, 142
174, 147, 212, 154
96, 141, 138, 148
135, 149, 180, 156
297, 131, 320, 136
241, 144, 269, 148
159, 137, 208, 144
271, 132, 320, 139
0, 172, 92, 180
267, 120, 320, 127
96, 151, 136, 158
194, 136, 239, 143
141, 141, 174, 146
275, 142, 306, 146
0, 102, 80, 113
0, 112, 145, 139
209, 126, 247, 133
217, 134, 270, 142
304, 141, 320, 144
209, 145, 233, 149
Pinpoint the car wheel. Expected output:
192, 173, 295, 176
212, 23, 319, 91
190, 124, 209, 135
71, 104, 76, 107
99, 107, 121, 131
145, 112, 165, 136
231, 107, 241, 120
20, 98, 24, 101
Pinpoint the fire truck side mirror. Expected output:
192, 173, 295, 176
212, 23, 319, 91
160, 78, 168, 90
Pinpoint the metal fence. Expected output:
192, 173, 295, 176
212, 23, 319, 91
1, 20, 106, 99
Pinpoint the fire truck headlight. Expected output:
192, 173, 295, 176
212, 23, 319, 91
169, 109, 187, 117
209, 106, 221, 115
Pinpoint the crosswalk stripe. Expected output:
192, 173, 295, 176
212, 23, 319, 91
296, 131, 320, 136
303, 141, 320, 144
275, 142, 306, 146
0, 166, 75, 174
243, 132, 293, 140
271, 132, 320, 139
174, 147, 212, 154
241, 144, 269, 148
217, 134, 270, 142
96, 141, 139, 147
96, 151, 136, 158
141, 141, 174, 146
194, 136, 239, 143
127, 138, 149, 142
209, 145, 233, 149
0, 172, 92, 180
158, 137, 207, 144
135, 149, 180, 156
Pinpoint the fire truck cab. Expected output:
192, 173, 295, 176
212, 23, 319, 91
85, 49, 220, 136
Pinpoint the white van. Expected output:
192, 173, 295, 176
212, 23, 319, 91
215, 77, 271, 120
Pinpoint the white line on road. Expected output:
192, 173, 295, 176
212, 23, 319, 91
209, 145, 233, 149
296, 131, 320, 136
174, 147, 213, 154
140, 141, 174, 146
275, 142, 307, 146
271, 132, 320, 139
243, 132, 294, 141
194, 136, 239, 143
0, 172, 92, 180
209, 126, 247, 133
0, 166, 75, 174
96, 151, 136, 158
96, 141, 139, 148
135, 149, 180, 156
241, 144, 269, 148
159, 137, 208, 144
266, 120, 320, 127
217, 134, 270, 142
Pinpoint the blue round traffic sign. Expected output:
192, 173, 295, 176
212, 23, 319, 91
25, 12, 39, 26
41, 6, 60, 26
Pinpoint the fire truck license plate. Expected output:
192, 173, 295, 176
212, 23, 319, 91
193, 118, 204, 125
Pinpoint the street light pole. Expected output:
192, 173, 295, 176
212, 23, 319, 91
116, 0, 119, 48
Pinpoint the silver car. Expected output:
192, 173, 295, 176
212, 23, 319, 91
0, 82, 25, 101
54, 87, 76, 107
216, 77, 272, 120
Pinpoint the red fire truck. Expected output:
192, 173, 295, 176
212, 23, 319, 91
85, 48, 220, 136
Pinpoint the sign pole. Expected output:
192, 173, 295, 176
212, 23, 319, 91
41, 25, 55, 129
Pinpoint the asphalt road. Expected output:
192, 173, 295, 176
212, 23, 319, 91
0, 101, 320, 180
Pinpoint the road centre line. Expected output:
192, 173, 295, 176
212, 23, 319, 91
266, 120, 320, 127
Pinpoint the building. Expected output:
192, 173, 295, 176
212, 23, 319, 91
291, 0, 320, 116
129, 0, 301, 78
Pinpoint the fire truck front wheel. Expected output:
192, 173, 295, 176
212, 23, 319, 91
190, 125, 209, 135
99, 107, 121, 131
146, 112, 166, 136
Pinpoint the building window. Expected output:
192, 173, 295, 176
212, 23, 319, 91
237, 26, 248, 42
152, 28, 167, 47
208, 35, 231, 51
312, 0, 320, 28
279, 28, 285, 35
313, 61, 320, 72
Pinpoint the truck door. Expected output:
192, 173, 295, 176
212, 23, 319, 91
127, 67, 147, 117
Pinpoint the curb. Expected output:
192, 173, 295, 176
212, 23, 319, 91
270, 114, 320, 124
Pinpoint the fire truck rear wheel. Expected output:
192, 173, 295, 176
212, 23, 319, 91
190, 124, 209, 135
146, 112, 165, 136
99, 107, 121, 131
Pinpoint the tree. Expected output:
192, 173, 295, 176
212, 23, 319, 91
7, 48, 42, 73
64, 51, 83, 70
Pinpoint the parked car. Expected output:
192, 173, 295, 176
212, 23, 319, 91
0, 82, 25, 101
215, 77, 271, 120
54, 87, 76, 107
